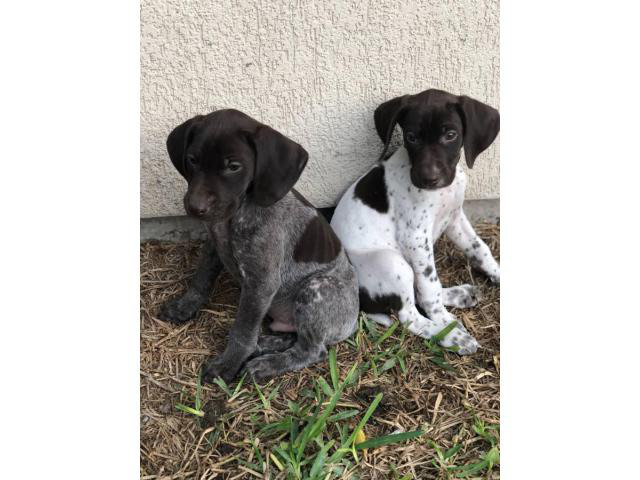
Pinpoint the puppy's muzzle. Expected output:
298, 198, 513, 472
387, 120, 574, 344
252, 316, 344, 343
411, 170, 443, 190
185, 193, 216, 218
415, 176, 440, 189
411, 162, 448, 190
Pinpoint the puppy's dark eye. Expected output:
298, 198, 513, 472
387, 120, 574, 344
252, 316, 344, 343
186, 155, 199, 166
406, 132, 418, 144
225, 162, 242, 173
443, 130, 458, 142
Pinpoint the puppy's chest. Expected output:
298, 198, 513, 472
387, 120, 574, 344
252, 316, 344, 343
387, 165, 465, 243
207, 222, 241, 278
208, 215, 273, 281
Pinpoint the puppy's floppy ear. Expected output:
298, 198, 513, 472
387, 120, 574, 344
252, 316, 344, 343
250, 126, 309, 207
166, 115, 204, 179
457, 96, 500, 168
374, 95, 410, 160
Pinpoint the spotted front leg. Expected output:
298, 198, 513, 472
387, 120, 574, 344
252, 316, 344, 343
402, 239, 452, 325
446, 211, 500, 283
402, 238, 479, 353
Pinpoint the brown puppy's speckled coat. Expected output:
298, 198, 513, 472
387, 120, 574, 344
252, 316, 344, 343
159, 109, 359, 382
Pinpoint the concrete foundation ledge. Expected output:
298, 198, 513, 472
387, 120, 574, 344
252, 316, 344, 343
140, 198, 499, 243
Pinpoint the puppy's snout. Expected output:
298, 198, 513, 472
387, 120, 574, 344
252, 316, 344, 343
413, 164, 442, 189
422, 174, 440, 186
191, 204, 208, 217
186, 194, 215, 217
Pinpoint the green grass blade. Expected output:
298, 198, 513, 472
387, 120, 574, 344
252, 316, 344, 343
398, 356, 407, 374
455, 459, 489, 478
287, 400, 300, 415
336, 423, 348, 444
343, 361, 359, 386
363, 315, 379, 339
232, 372, 247, 397
327, 447, 353, 465
258, 418, 292, 436
212, 377, 232, 397
424, 340, 441, 354
327, 409, 360, 423
305, 385, 342, 441
251, 438, 265, 471
294, 405, 321, 450
429, 356, 456, 372
237, 458, 261, 471
267, 384, 280, 402
380, 357, 397, 373
329, 348, 339, 390
355, 430, 424, 450
253, 380, 269, 409
429, 440, 444, 461
273, 446, 292, 463
431, 320, 459, 343
298, 363, 358, 458
444, 443, 462, 460
375, 321, 399, 345
317, 376, 334, 397
309, 439, 335, 479
290, 418, 299, 443
195, 374, 203, 411
175, 403, 204, 417
485, 446, 500, 469
338, 392, 382, 463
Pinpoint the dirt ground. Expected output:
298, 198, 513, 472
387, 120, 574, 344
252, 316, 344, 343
140, 224, 500, 480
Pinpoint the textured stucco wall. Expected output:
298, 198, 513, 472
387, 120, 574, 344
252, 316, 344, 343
141, 0, 499, 218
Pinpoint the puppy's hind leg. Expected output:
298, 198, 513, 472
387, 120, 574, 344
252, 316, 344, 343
350, 249, 411, 329
244, 271, 359, 381
246, 333, 297, 361
442, 285, 482, 308
244, 340, 327, 382
366, 313, 393, 327
353, 249, 478, 354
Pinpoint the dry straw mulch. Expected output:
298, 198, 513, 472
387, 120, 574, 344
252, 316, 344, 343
140, 224, 500, 480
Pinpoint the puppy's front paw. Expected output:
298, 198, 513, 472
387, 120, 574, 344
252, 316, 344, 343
441, 328, 479, 355
201, 355, 241, 384
158, 291, 203, 324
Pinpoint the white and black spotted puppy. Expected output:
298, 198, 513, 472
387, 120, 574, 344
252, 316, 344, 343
160, 109, 359, 382
331, 89, 500, 354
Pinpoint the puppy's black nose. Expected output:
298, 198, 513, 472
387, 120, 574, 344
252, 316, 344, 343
186, 196, 214, 217
412, 174, 440, 189
423, 176, 440, 187
193, 206, 208, 216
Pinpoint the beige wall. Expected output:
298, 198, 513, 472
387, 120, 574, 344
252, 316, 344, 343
141, 0, 499, 218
